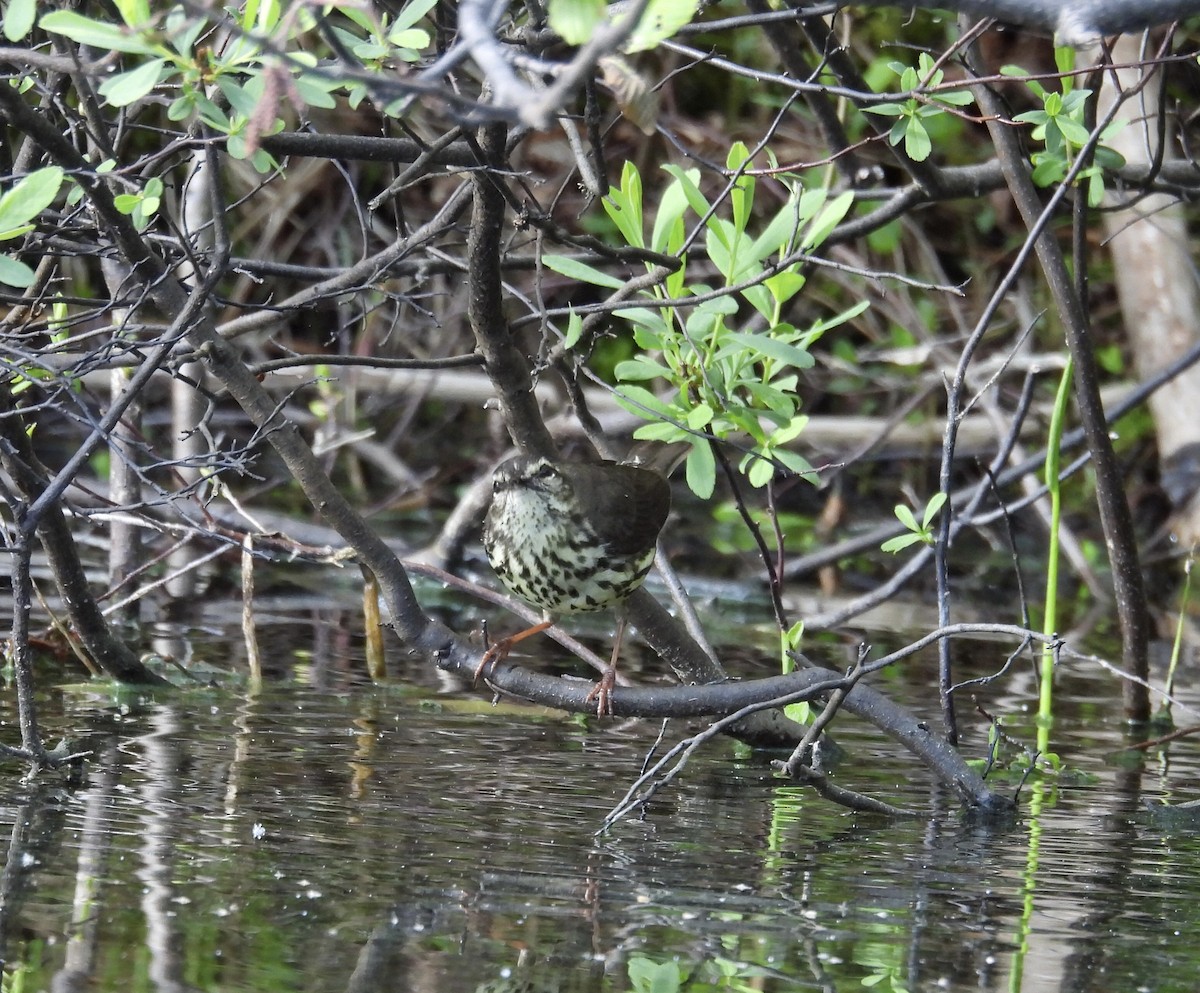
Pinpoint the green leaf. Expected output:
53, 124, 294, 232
217, 75, 261, 118
112, 0, 151, 28
113, 193, 141, 214
1011, 109, 1047, 127
881, 532, 923, 554
772, 413, 810, 446
749, 192, 805, 262
0, 253, 34, 287
542, 253, 624, 288
864, 101, 905, 117
392, 0, 440, 31
1093, 145, 1125, 170
40, 10, 158, 54
0, 166, 64, 236
810, 298, 869, 335
763, 270, 806, 307
168, 93, 195, 121
3, 0, 36, 41
603, 161, 645, 248
726, 332, 815, 370
686, 403, 713, 430
194, 93, 231, 130
98, 58, 165, 106
633, 420, 687, 442
624, 0, 700, 54
894, 504, 919, 531
685, 442, 716, 499
935, 88, 975, 107
624, 309, 672, 342
742, 381, 795, 418
615, 306, 670, 336
1055, 116, 1091, 146
563, 308, 583, 349
660, 164, 710, 218
615, 385, 674, 420
294, 72, 340, 109
903, 117, 931, 160
389, 27, 429, 51
614, 357, 674, 381
801, 190, 854, 250
774, 449, 817, 482
727, 141, 753, 233
650, 179, 689, 255
922, 492, 948, 528
548, 0, 605, 45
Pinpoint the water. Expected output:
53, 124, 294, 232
2, 595, 1200, 993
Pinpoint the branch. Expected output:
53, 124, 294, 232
859, 0, 1200, 45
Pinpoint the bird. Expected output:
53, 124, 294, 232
478, 454, 671, 714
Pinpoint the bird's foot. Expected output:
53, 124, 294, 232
473, 619, 553, 688
584, 667, 617, 717
472, 638, 512, 687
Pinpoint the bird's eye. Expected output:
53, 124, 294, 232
532, 462, 555, 480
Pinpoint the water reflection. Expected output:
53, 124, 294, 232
0, 639, 1198, 992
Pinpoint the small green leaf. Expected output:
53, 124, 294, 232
548, 0, 605, 45
98, 58, 164, 106
217, 76, 261, 118
935, 88, 975, 107
0, 253, 35, 287
0, 166, 64, 236
864, 101, 905, 117
685, 442, 716, 499
650, 180, 689, 255
903, 117, 931, 161
563, 308, 583, 349
749, 190, 805, 263
40, 10, 159, 54
614, 357, 674, 381
922, 492, 948, 528
615, 385, 674, 419
633, 420, 687, 443
742, 381, 794, 417
392, 0, 440, 31
603, 162, 645, 248
894, 504, 919, 532
112, 0, 151, 28
774, 449, 817, 483
294, 72, 340, 109
661, 164, 710, 218
3, 0, 36, 41
389, 27, 429, 52
881, 532, 922, 554
801, 190, 854, 250
747, 455, 774, 487
686, 403, 713, 429
726, 332, 815, 370
624, 0, 700, 53
542, 253, 624, 288
764, 270, 806, 306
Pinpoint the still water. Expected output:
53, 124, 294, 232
1, 593, 1199, 993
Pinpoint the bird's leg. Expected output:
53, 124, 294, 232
473, 617, 553, 686
584, 612, 627, 717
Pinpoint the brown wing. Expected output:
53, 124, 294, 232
559, 462, 670, 558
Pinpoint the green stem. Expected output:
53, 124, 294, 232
1038, 357, 1073, 758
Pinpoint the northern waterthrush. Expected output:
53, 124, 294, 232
480, 454, 671, 713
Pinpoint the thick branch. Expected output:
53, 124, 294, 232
468, 655, 1011, 810
862, 0, 1200, 44
0, 394, 168, 686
